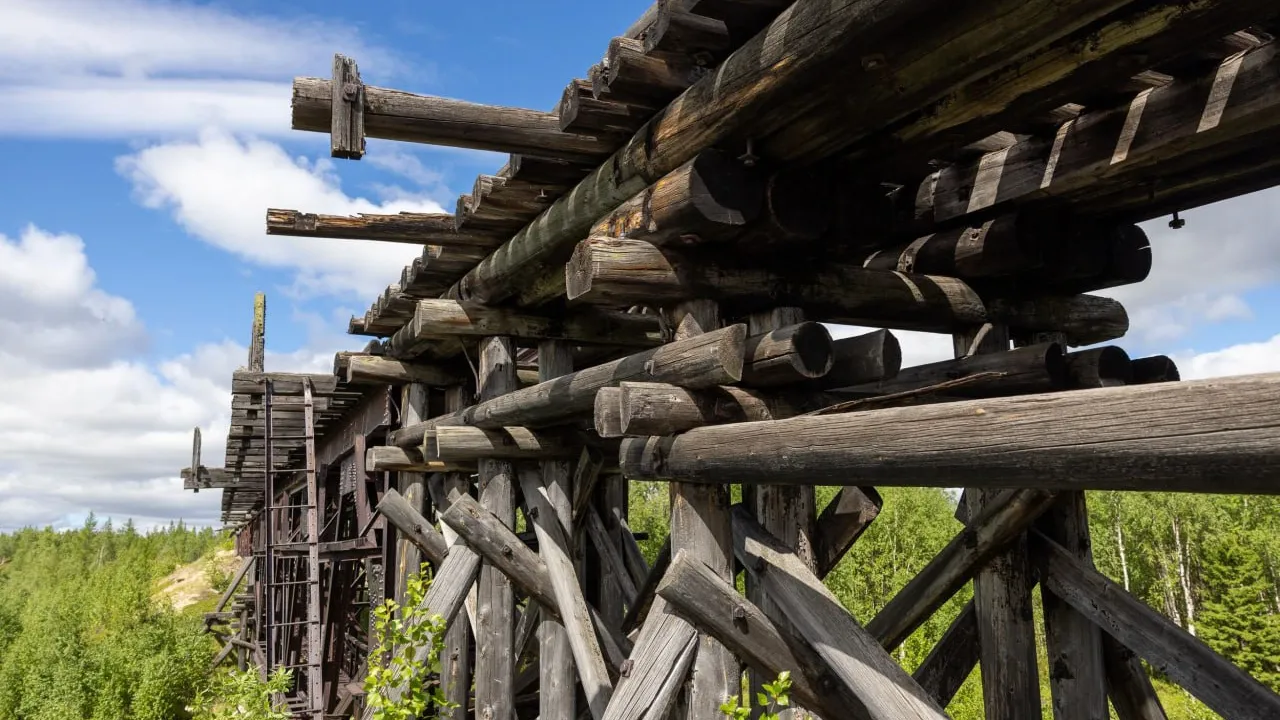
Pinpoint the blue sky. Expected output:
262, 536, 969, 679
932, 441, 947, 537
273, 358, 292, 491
1, 0, 1278, 530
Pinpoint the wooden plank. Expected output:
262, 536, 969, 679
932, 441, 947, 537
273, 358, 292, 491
388, 323, 747, 447
249, 293, 265, 372
1103, 634, 1169, 720
732, 506, 948, 719
615, 381, 844, 436
293, 77, 614, 163
232, 371, 344, 396
1035, 531, 1280, 718
583, 506, 639, 605
599, 599, 698, 720
620, 372, 1280, 493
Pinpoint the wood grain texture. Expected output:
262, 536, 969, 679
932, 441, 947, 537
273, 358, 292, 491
621, 372, 1280, 492
1036, 531, 1280, 718
842, 342, 1066, 398
376, 488, 449, 565
732, 507, 948, 719
617, 381, 844, 436
344, 356, 462, 386
432, 426, 586, 461
265, 209, 496, 247
600, 598, 698, 720
391, 298, 662, 352
814, 486, 883, 578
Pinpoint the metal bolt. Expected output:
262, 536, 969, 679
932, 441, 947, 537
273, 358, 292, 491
1169, 210, 1186, 230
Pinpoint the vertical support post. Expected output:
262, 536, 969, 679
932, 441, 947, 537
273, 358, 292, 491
331, 54, 366, 160
395, 383, 430, 604
668, 299, 737, 720
956, 325, 1042, 720
474, 337, 518, 720
539, 340, 577, 720
746, 307, 815, 719
439, 384, 473, 720
249, 292, 265, 372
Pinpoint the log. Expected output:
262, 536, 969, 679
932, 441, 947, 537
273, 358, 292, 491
590, 150, 764, 248
808, 329, 902, 390
740, 165, 837, 247
345, 355, 462, 386
617, 381, 843, 436
559, 78, 650, 137
584, 506, 639, 606
600, 37, 705, 106
620, 537, 671, 634
265, 209, 497, 247
1065, 346, 1132, 388
365, 446, 473, 473
446, 0, 1140, 306
567, 237, 987, 333
741, 321, 834, 387
979, 224, 1152, 297
293, 77, 614, 162
330, 54, 364, 159
1131, 355, 1180, 384
911, 602, 979, 707
394, 298, 662, 348
432, 426, 588, 461
620, 372, 1280, 493
594, 387, 625, 438
376, 488, 449, 565
599, 601, 698, 720
1035, 531, 1280, 718
844, 342, 1065, 397
389, 323, 747, 446
731, 507, 949, 719
814, 486, 883, 578
860, 214, 1043, 278
866, 488, 1058, 651
643, 7, 731, 60
657, 550, 862, 718
1103, 635, 1169, 720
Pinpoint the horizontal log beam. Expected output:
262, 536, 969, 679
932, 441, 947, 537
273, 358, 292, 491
265, 209, 499, 247
808, 329, 902, 391
615, 381, 845, 436
741, 321, 834, 387
345, 355, 463, 386
842, 343, 1066, 398
622, 372, 1280, 493
389, 324, 746, 446
365, 446, 475, 473
293, 77, 614, 162
230, 371, 345, 396
432, 426, 591, 461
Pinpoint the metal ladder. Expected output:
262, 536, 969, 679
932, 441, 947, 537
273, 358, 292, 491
262, 377, 325, 719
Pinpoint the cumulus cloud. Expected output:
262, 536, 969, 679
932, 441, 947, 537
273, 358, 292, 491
1174, 334, 1280, 381
0, 0, 400, 139
116, 129, 445, 297
0, 226, 340, 531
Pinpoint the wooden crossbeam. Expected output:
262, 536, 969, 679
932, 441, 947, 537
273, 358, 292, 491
265, 209, 499, 247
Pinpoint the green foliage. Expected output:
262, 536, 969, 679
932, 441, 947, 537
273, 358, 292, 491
0, 518, 222, 720
189, 668, 293, 720
364, 567, 456, 720
721, 670, 793, 720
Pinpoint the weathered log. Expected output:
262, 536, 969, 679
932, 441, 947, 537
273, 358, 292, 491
912, 602, 979, 707
599, 600, 697, 720
1065, 346, 1132, 388
560, 78, 650, 137
599, 37, 705, 106
432, 426, 587, 461
345, 355, 462, 386
1035, 531, 1280, 718
594, 387, 625, 438
1103, 635, 1169, 720
643, 7, 730, 60
590, 150, 763, 248
860, 214, 1043, 278
842, 342, 1066, 397
265, 209, 497, 247
376, 488, 449, 565
1131, 355, 1180, 384
866, 489, 1058, 651
732, 507, 948, 719
814, 486, 883, 578
568, 237, 987, 333
620, 537, 671, 634
402, 299, 662, 349
447, 0, 1140, 306
365, 446, 474, 473
389, 323, 746, 446
583, 506, 639, 606
330, 54, 364, 159
617, 381, 843, 436
293, 77, 613, 162
621, 372, 1280, 492
739, 165, 837, 247
741, 321, 834, 387
657, 550, 862, 718
809, 329, 902, 390
985, 295, 1129, 347
984, 224, 1152, 297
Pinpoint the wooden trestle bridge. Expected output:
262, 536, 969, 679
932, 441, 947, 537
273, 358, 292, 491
183, 0, 1280, 717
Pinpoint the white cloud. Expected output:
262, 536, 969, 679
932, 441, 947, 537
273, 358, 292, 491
0, 0, 401, 139
116, 128, 446, 297
1174, 334, 1280, 381
0, 225, 340, 531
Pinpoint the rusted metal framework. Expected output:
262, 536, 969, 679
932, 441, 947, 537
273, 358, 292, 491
185, 2, 1280, 718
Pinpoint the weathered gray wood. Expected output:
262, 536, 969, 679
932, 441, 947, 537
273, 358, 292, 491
912, 601, 979, 707
212, 558, 254, 614
1038, 492, 1108, 719
594, 387, 625, 437
808, 329, 902, 390
265, 209, 496, 247
376, 488, 449, 566
345, 355, 461, 386
742, 320, 834, 387
1035, 531, 1280, 718
617, 381, 843, 436
445, 0, 1142, 306
391, 299, 662, 353
232, 371, 344, 396
432, 426, 585, 461
294, 77, 614, 162
814, 486, 883, 578
601, 36, 705, 106
330, 54, 365, 159
732, 506, 949, 719
599, 598, 698, 720
389, 323, 746, 446
583, 505, 639, 605
620, 372, 1280, 493
519, 468, 614, 718
866, 488, 1057, 651
1103, 634, 1169, 720
657, 550, 863, 719
571, 446, 607, 527
841, 342, 1065, 398
394, 384, 430, 611
474, 337, 517, 720
621, 536, 671, 634
365, 446, 473, 473
1065, 346, 1132, 388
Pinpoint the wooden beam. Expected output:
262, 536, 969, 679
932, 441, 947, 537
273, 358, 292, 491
843, 342, 1066, 398
231, 371, 345, 396
389, 323, 747, 446
599, 603, 698, 720
814, 486, 883, 578
249, 292, 265, 372
1065, 346, 1132, 388
741, 321, 834, 387
731, 506, 948, 719
330, 54, 365, 159
1103, 634, 1169, 720
621, 372, 1280, 493
265, 209, 497, 247
912, 601, 979, 707
615, 381, 844, 436
432, 426, 589, 461
1131, 355, 1180, 384
365, 446, 474, 473
1035, 531, 1280, 718
293, 77, 614, 163
344, 355, 462, 386
376, 488, 449, 565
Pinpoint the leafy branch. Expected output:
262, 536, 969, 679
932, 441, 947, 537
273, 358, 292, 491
364, 567, 457, 720
720, 670, 794, 720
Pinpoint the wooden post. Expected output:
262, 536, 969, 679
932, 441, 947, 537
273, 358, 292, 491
438, 384, 472, 720
394, 383, 429, 607
474, 337, 517, 720
249, 292, 265, 372
330, 54, 365, 160
667, 299, 737, 720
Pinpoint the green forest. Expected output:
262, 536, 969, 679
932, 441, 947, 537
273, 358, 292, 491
2, 489, 1278, 719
